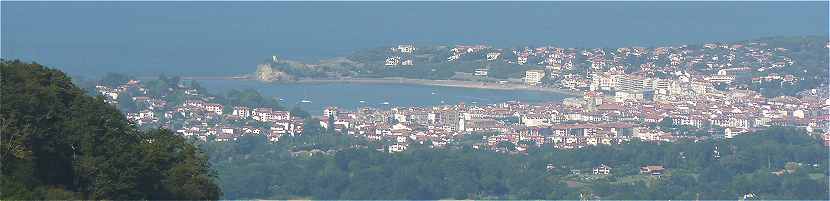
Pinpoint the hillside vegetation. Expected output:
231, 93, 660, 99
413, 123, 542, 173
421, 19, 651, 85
259, 36, 829, 96
0, 60, 221, 199
205, 127, 828, 200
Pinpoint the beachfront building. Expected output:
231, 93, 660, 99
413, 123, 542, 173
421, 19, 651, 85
525, 70, 546, 85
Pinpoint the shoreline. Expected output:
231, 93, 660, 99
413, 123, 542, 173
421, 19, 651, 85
169, 75, 582, 96
290, 77, 583, 96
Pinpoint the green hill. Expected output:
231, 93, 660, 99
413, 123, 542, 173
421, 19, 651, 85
0, 60, 221, 199
206, 127, 828, 200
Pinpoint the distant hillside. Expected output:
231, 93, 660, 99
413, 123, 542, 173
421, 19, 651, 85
0, 60, 221, 199
256, 36, 828, 95
206, 127, 828, 200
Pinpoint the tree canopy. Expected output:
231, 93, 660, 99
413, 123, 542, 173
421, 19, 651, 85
0, 60, 221, 199
204, 126, 828, 200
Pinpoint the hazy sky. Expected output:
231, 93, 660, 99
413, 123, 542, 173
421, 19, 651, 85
2, 1, 828, 76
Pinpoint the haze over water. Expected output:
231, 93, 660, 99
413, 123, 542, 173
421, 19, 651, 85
2, 1, 828, 76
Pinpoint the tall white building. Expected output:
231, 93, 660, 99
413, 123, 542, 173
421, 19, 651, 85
525, 70, 546, 85
323, 107, 338, 119
458, 113, 466, 132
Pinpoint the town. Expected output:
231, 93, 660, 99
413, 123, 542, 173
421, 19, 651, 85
95, 39, 830, 154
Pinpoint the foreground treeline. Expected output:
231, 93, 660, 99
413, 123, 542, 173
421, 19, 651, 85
205, 127, 829, 200
0, 60, 220, 199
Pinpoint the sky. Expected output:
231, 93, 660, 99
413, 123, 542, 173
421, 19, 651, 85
2, 1, 828, 76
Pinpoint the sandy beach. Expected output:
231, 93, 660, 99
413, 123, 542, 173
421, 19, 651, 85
170, 75, 582, 96
292, 77, 582, 95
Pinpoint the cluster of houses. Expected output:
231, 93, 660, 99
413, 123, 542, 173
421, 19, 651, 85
96, 80, 305, 143
385, 44, 416, 66
97, 76, 828, 156
375, 40, 817, 96
174, 100, 305, 142
538, 40, 807, 91
313, 80, 829, 153
98, 39, 829, 154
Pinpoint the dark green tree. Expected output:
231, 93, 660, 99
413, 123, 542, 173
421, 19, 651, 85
0, 60, 221, 200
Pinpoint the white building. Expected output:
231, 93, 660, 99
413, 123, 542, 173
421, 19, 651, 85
525, 70, 546, 85
397, 45, 415, 53
474, 69, 489, 76
385, 57, 401, 66
388, 144, 408, 153
705, 75, 736, 84
486, 52, 501, 61
323, 107, 338, 119
205, 104, 224, 115
232, 106, 251, 118
517, 56, 528, 65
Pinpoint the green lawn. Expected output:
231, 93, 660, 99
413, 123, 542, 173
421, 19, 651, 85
808, 173, 826, 180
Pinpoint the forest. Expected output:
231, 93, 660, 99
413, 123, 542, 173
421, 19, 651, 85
203, 126, 829, 200
0, 60, 221, 199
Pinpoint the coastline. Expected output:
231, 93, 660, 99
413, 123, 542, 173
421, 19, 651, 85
290, 77, 583, 96
168, 75, 582, 96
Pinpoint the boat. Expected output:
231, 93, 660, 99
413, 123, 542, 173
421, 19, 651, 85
382, 101, 390, 105
299, 85, 312, 103
359, 100, 366, 103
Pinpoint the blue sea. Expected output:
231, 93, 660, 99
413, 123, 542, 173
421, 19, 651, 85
2, 1, 827, 77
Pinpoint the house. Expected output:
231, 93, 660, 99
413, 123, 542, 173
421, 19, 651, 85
215, 132, 237, 142
205, 103, 223, 115
546, 163, 556, 172
486, 52, 501, 61
268, 130, 283, 142
184, 99, 206, 109
253, 108, 273, 121
724, 127, 748, 139
517, 56, 528, 65
323, 107, 339, 118
388, 144, 407, 153
474, 68, 489, 76
397, 45, 415, 53
640, 165, 665, 175
232, 106, 251, 118
271, 111, 291, 121
385, 57, 401, 66
593, 164, 611, 175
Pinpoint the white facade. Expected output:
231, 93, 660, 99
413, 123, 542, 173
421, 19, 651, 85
525, 70, 546, 85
